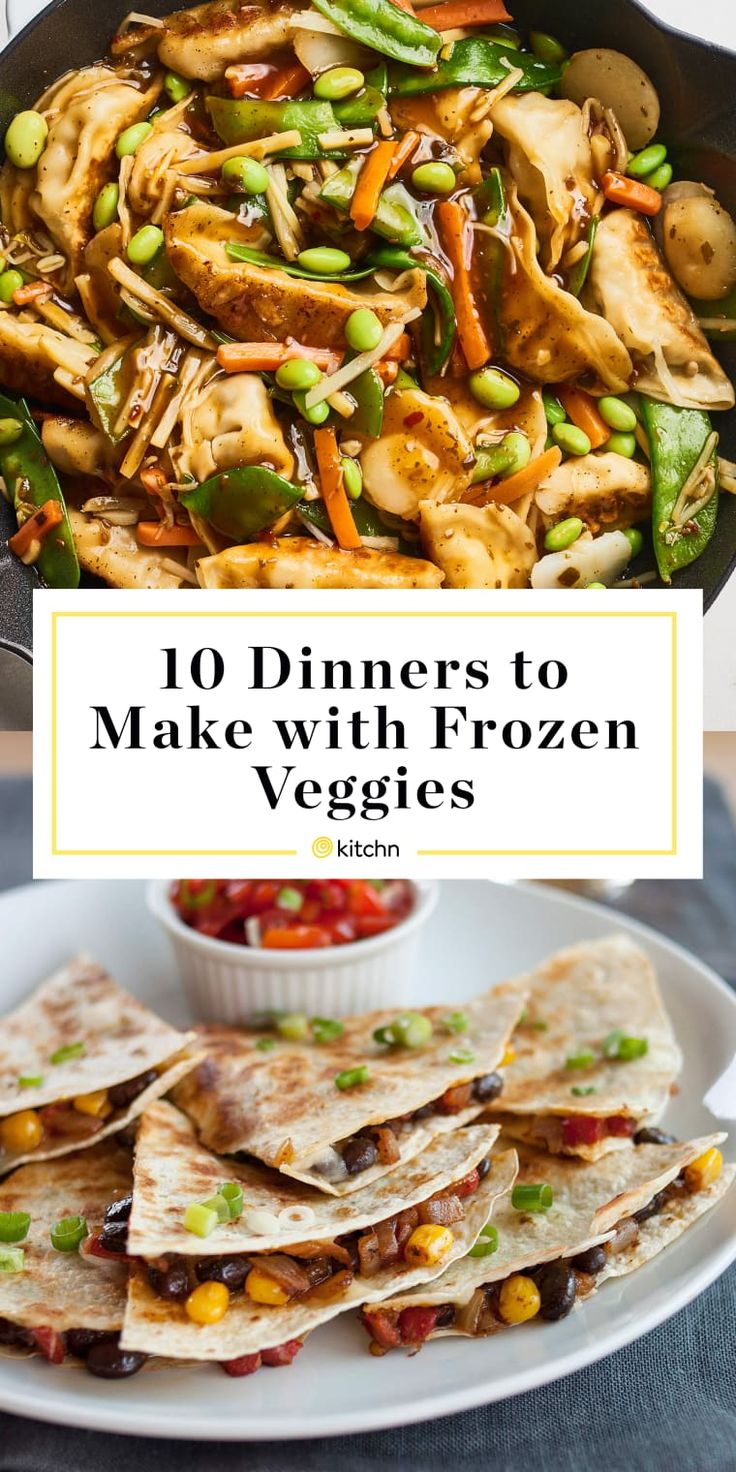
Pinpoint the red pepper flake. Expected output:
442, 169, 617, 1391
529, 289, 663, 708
404, 410, 424, 428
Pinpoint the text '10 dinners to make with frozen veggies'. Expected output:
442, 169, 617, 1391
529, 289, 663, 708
0, 0, 735, 592
0, 934, 731, 1381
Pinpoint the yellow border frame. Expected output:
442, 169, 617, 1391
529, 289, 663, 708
50, 609, 677, 858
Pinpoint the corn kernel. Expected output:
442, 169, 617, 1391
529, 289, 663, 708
185, 1280, 230, 1324
501, 1046, 517, 1067
0, 1110, 43, 1154
404, 1223, 455, 1267
245, 1267, 291, 1306
73, 1089, 111, 1118
684, 1147, 723, 1194
498, 1274, 541, 1325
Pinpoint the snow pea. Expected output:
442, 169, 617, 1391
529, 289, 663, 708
348, 366, 384, 438
311, 0, 441, 68
388, 40, 561, 96
0, 393, 79, 588
472, 166, 510, 353
642, 398, 719, 582
207, 95, 379, 160
567, 216, 598, 298
86, 342, 137, 442
181, 466, 303, 541
369, 245, 454, 374
224, 242, 375, 282
320, 164, 426, 246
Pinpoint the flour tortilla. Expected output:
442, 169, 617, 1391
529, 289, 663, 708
375, 1132, 729, 1334
128, 1100, 500, 1257
172, 983, 526, 1196
487, 936, 682, 1160
121, 1141, 511, 1360
0, 1142, 130, 1346
0, 955, 200, 1173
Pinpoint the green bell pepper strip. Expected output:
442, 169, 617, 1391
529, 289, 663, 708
369, 245, 454, 375
319, 164, 426, 247
224, 242, 375, 283
181, 466, 303, 542
347, 366, 384, 438
311, 0, 441, 68
567, 216, 598, 298
388, 41, 561, 96
207, 96, 379, 160
642, 398, 719, 582
0, 394, 79, 588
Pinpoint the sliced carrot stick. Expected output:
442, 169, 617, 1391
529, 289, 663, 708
435, 198, 491, 371
9, 500, 63, 558
217, 341, 342, 374
136, 522, 202, 547
481, 445, 562, 505
13, 280, 53, 306
600, 171, 662, 217
418, 0, 511, 28
261, 63, 311, 100
375, 360, 399, 386
313, 426, 362, 550
390, 0, 416, 13
387, 130, 420, 179
350, 140, 397, 232
558, 386, 609, 451
224, 63, 273, 98
383, 332, 411, 361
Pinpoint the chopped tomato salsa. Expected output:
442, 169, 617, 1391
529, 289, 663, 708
170, 879, 414, 949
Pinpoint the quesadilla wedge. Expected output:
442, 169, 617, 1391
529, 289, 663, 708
119, 1104, 508, 1362
171, 984, 526, 1196
361, 1132, 732, 1351
0, 954, 200, 1174
487, 936, 682, 1160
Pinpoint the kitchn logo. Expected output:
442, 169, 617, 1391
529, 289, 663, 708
311, 836, 400, 860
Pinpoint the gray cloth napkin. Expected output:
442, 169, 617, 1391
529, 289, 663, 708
0, 776, 733, 1471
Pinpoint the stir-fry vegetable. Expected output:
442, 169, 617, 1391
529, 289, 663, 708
0, 395, 79, 587
387, 40, 561, 95
310, 0, 443, 68
643, 400, 719, 582
181, 466, 302, 541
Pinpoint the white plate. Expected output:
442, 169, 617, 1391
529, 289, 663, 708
0, 878, 734, 1440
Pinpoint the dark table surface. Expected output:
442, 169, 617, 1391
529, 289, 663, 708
0, 775, 734, 1472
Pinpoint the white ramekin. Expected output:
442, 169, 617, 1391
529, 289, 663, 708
146, 880, 438, 1023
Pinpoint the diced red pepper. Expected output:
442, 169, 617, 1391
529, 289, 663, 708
221, 1352, 262, 1377
398, 1306, 440, 1344
437, 1083, 474, 1114
561, 1115, 605, 1147
453, 1167, 480, 1199
361, 1309, 402, 1349
606, 1114, 636, 1137
32, 1327, 65, 1364
261, 1339, 304, 1367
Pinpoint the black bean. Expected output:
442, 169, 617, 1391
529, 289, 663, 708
104, 1194, 132, 1225
634, 1188, 668, 1224
195, 1256, 250, 1291
537, 1260, 577, 1321
342, 1135, 378, 1175
634, 1127, 677, 1146
571, 1244, 607, 1276
66, 1329, 114, 1360
435, 1304, 456, 1328
476, 1156, 491, 1181
411, 1103, 435, 1121
85, 1338, 147, 1379
0, 1317, 34, 1350
472, 1072, 503, 1104
149, 1260, 190, 1301
98, 1219, 129, 1255
108, 1070, 159, 1112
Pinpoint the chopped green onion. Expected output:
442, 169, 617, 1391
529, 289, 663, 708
395, 1013, 433, 1049
277, 1013, 309, 1041
276, 886, 304, 912
511, 1183, 553, 1213
201, 1194, 230, 1224
602, 1029, 626, 1058
0, 1211, 30, 1243
468, 1223, 499, 1258
335, 1065, 369, 1090
0, 1247, 24, 1272
571, 1085, 597, 1097
183, 1202, 219, 1238
18, 1074, 43, 1088
565, 1050, 596, 1070
442, 1012, 469, 1034
220, 1182, 244, 1220
50, 1215, 88, 1252
618, 1036, 649, 1061
449, 1047, 476, 1065
255, 1037, 277, 1052
311, 1017, 344, 1044
50, 1042, 86, 1065
373, 1024, 397, 1045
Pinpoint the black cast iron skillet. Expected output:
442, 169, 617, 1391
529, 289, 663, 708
0, 0, 734, 662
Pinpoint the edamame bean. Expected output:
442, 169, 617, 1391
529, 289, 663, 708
605, 431, 637, 458
498, 431, 531, 477
222, 155, 269, 194
0, 417, 23, 445
164, 70, 191, 103
297, 246, 352, 275
627, 143, 667, 179
0, 269, 23, 303
294, 389, 330, 425
642, 162, 673, 192
598, 395, 637, 432
314, 67, 365, 100
468, 366, 520, 410
4, 110, 48, 170
553, 421, 592, 457
275, 358, 322, 391
544, 517, 584, 552
411, 161, 456, 195
92, 182, 120, 232
341, 456, 363, 499
471, 445, 514, 482
116, 121, 153, 158
587, 581, 606, 589
127, 225, 164, 266
623, 526, 644, 557
529, 31, 567, 65
345, 308, 383, 353
542, 390, 566, 426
